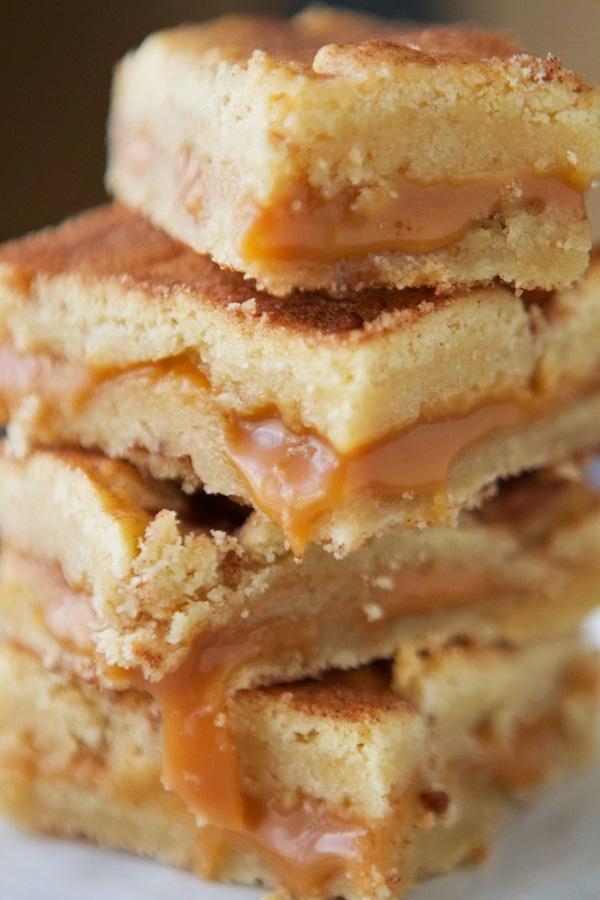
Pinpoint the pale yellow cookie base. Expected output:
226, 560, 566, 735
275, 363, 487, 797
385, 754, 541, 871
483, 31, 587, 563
107, 9, 600, 294
2, 448, 600, 685
0, 640, 597, 899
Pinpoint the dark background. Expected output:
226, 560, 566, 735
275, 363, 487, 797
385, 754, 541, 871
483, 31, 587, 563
1, 0, 598, 242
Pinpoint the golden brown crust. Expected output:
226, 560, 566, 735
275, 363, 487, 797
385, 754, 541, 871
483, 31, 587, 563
162, 9, 521, 70
153, 7, 594, 91
0, 205, 451, 337
253, 663, 412, 722
6, 206, 596, 341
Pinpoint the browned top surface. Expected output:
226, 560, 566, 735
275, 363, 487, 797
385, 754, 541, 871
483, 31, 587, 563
254, 663, 412, 722
0, 205, 461, 337
161, 6, 522, 67
153, 7, 591, 89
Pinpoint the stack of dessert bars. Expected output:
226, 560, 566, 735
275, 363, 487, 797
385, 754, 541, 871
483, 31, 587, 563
1, 9, 600, 899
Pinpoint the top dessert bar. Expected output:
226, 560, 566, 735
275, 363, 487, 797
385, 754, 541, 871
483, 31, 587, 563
2, 207, 600, 555
107, 6, 600, 296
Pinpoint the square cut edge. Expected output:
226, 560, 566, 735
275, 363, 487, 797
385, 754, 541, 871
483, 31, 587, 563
106, 7, 600, 294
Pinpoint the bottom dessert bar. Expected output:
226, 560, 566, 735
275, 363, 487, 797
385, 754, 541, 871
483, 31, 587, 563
0, 636, 597, 900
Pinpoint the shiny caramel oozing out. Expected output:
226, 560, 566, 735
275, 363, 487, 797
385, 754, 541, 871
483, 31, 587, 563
225, 402, 526, 552
9, 548, 590, 895
145, 574, 495, 889
0, 340, 530, 553
7, 551, 490, 890
152, 636, 411, 894
151, 635, 259, 830
147, 629, 381, 894
242, 170, 584, 264
197, 797, 372, 896
62, 628, 591, 894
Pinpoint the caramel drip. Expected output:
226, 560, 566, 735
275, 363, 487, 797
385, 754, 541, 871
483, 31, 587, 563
149, 643, 375, 894
226, 402, 526, 552
151, 637, 259, 829
151, 639, 395, 893
225, 417, 344, 551
243, 170, 584, 264
149, 618, 326, 831
199, 798, 369, 895
9, 548, 581, 893
0, 341, 587, 553
148, 629, 449, 892
144, 612, 419, 893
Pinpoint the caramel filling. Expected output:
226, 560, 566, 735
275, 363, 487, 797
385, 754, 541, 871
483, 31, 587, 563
151, 636, 260, 830
147, 560, 498, 871
242, 171, 584, 264
0, 341, 541, 553
2, 341, 598, 553
197, 797, 371, 895
10, 553, 484, 889
0, 344, 209, 419
1, 551, 95, 654
226, 402, 526, 552
7, 548, 595, 893
152, 646, 395, 893
117, 130, 585, 265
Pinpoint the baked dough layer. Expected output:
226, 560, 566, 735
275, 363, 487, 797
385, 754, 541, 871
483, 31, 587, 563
0, 638, 596, 899
106, 7, 600, 294
2, 210, 600, 552
1, 446, 599, 687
